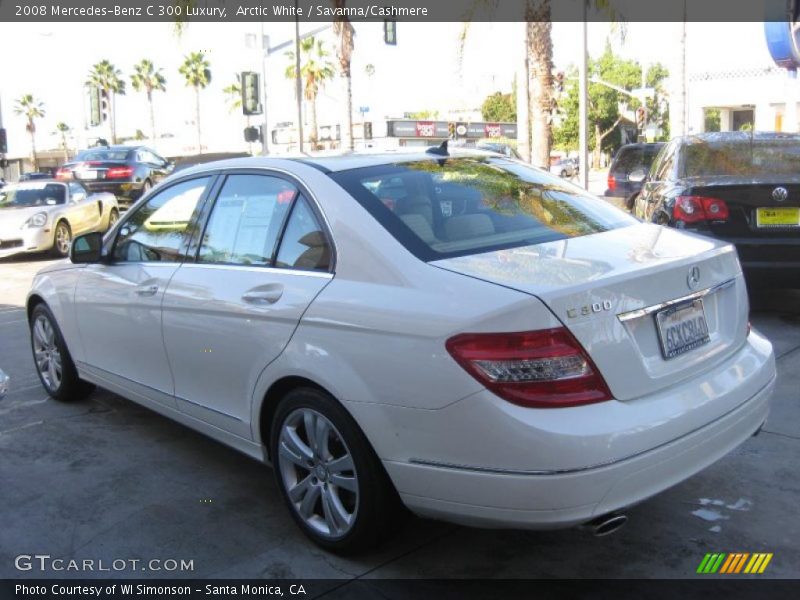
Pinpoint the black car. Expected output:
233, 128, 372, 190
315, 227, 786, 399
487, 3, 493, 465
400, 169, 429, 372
605, 142, 664, 203
57, 145, 173, 208
634, 132, 800, 285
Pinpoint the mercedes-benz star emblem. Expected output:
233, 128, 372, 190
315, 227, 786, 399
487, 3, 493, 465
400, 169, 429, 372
687, 266, 701, 290
772, 187, 789, 202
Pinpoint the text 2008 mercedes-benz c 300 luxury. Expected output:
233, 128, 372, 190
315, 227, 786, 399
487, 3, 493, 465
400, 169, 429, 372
27, 150, 775, 552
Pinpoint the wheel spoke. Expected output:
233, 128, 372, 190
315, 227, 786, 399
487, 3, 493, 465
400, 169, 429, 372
327, 453, 354, 475
47, 360, 58, 387
279, 428, 313, 467
287, 473, 315, 503
303, 410, 318, 455
330, 473, 357, 493
321, 487, 350, 534
34, 349, 48, 370
314, 418, 331, 461
298, 481, 321, 519
34, 319, 48, 347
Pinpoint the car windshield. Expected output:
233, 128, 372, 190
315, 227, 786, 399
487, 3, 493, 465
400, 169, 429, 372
331, 157, 635, 261
75, 149, 131, 161
612, 146, 662, 174
682, 137, 800, 177
0, 182, 66, 208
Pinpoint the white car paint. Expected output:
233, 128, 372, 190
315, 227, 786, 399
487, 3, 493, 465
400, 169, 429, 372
27, 153, 774, 535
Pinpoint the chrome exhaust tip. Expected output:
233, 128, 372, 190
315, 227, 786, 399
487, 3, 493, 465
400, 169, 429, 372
583, 513, 628, 537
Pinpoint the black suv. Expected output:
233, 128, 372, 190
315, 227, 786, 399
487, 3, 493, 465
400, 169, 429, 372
605, 143, 664, 204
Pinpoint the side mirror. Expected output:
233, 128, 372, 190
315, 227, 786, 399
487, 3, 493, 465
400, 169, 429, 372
628, 168, 647, 183
70, 231, 104, 264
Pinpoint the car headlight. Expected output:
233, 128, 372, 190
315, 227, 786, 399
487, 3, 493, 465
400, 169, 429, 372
23, 212, 48, 228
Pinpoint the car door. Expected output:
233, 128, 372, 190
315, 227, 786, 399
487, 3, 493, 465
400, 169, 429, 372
74, 175, 214, 408
144, 149, 170, 184
161, 172, 334, 437
67, 182, 99, 233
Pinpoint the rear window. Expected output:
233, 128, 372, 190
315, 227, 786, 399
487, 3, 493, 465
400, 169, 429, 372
682, 138, 800, 177
611, 145, 663, 174
330, 157, 635, 261
75, 149, 131, 161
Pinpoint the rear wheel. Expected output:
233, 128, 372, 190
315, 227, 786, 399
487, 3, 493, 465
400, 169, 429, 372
51, 221, 72, 257
560, 170, 567, 178
271, 387, 401, 553
141, 179, 152, 196
30, 304, 94, 402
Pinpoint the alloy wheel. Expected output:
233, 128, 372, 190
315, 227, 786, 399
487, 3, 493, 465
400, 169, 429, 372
55, 223, 71, 256
32, 315, 62, 391
277, 408, 359, 539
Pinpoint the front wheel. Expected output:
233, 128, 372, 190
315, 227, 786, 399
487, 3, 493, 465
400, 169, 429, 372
271, 387, 401, 553
51, 221, 72, 257
30, 304, 95, 402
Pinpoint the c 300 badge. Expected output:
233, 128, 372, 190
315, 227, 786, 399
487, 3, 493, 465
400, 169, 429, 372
567, 300, 612, 319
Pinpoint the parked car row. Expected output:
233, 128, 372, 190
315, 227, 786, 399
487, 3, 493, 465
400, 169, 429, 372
27, 146, 774, 552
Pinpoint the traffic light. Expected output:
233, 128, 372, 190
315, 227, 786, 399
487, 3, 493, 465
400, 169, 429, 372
0, 128, 7, 154
243, 126, 261, 143
636, 106, 647, 130
384, 20, 397, 45
88, 86, 101, 127
240, 71, 263, 116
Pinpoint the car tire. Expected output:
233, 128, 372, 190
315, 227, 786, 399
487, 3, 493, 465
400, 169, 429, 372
51, 220, 72, 258
560, 170, 567, 178
107, 208, 119, 231
141, 179, 152, 196
29, 304, 95, 402
271, 387, 402, 553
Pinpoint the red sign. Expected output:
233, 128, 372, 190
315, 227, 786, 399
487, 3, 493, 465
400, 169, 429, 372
484, 123, 503, 138
416, 121, 436, 137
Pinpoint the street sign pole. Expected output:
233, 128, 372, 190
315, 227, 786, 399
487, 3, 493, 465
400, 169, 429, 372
294, 1, 304, 153
260, 22, 270, 155
578, 9, 588, 189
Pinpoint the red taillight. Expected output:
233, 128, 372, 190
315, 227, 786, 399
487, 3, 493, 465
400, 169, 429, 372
607, 173, 616, 191
445, 328, 613, 408
106, 166, 134, 179
56, 167, 72, 180
673, 195, 729, 224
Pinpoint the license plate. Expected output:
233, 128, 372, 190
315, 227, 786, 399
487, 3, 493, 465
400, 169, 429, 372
756, 207, 800, 227
78, 170, 99, 180
655, 298, 710, 360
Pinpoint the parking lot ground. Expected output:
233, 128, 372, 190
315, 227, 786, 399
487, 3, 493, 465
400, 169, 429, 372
1, 256, 799, 580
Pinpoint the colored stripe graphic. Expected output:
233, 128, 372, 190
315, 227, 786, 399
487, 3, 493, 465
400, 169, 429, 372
698, 552, 773, 574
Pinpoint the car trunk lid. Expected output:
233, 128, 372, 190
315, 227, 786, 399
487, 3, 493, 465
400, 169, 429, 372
432, 223, 748, 401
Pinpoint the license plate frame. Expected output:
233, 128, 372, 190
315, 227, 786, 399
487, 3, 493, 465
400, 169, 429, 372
78, 170, 99, 180
755, 207, 800, 227
655, 298, 711, 360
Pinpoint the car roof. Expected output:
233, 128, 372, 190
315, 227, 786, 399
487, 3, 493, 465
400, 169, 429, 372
616, 142, 665, 151
8, 179, 64, 185
174, 149, 507, 177
677, 131, 800, 144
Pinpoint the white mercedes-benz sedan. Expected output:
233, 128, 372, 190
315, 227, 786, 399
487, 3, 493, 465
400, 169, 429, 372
27, 149, 775, 552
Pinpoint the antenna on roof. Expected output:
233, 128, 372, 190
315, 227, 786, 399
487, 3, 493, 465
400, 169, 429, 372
426, 140, 449, 156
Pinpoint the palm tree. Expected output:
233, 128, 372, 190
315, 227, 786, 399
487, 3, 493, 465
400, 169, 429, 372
131, 59, 167, 147
14, 95, 45, 170
54, 122, 72, 160
332, 2, 356, 151
86, 60, 126, 144
285, 37, 334, 147
179, 51, 212, 154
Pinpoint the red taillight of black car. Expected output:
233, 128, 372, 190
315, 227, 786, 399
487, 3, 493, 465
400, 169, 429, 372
673, 195, 730, 224
446, 328, 613, 408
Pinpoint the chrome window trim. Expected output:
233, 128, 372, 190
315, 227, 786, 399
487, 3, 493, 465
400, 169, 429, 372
616, 278, 736, 323
179, 262, 333, 279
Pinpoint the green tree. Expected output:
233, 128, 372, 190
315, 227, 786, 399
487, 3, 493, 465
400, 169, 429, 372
332, 1, 356, 150
481, 91, 517, 123
86, 60, 126, 144
131, 59, 167, 147
179, 51, 212, 154
54, 122, 71, 160
285, 37, 334, 147
14, 95, 45, 170
704, 108, 721, 132
553, 43, 670, 166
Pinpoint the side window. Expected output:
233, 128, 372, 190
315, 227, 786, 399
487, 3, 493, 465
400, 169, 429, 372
68, 182, 86, 199
114, 177, 209, 263
276, 196, 331, 272
198, 174, 296, 266
653, 143, 675, 181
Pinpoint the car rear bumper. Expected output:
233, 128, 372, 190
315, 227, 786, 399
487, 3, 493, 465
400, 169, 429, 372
707, 236, 800, 282
378, 331, 775, 529
81, 180, 143, 202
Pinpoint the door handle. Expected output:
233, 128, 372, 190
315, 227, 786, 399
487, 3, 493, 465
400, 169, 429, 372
135, 284, 159, 296
242, 286, 283, 304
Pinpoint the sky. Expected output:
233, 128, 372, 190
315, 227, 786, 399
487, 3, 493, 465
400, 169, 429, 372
0, 20, 776, 157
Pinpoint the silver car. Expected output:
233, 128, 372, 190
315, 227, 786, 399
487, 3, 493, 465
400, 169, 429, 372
0, 179, 118, 258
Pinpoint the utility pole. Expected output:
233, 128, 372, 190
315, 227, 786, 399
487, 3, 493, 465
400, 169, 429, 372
294, 0, 304, 153
578, 7, 589, 189
260, 21, 269, 155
